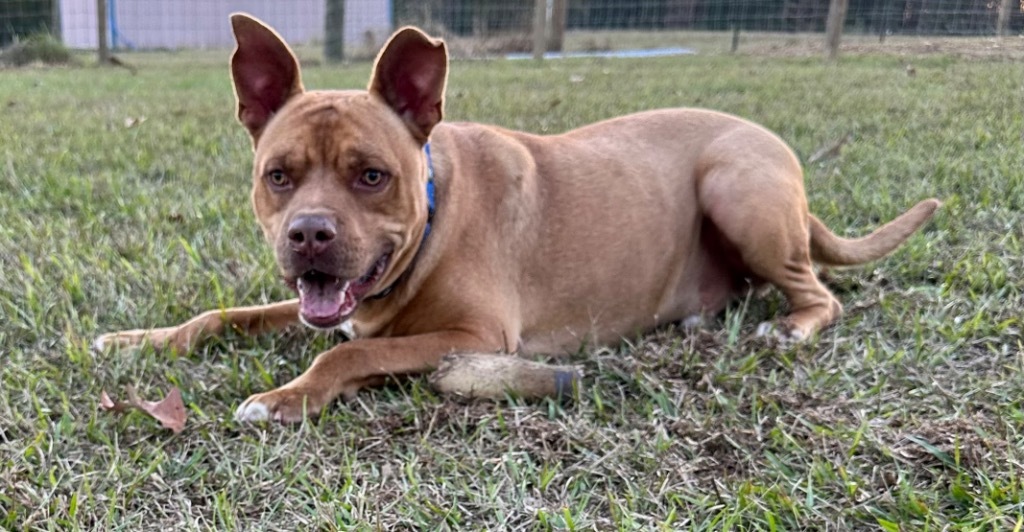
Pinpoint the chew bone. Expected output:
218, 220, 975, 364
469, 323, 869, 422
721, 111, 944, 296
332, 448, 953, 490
429, 353, 582, 400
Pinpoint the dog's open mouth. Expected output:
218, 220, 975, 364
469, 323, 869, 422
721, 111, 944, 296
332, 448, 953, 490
291, 253, 391, 329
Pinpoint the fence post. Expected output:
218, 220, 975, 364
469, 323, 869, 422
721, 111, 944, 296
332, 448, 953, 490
997, 0, 1013, 37
324, 0, 344, 63
97, 0, 109, 64
824, 0, 848, 60
51, 0, 62, 41
879, 0, 889, 43
547, 0, 567, 52
532, 0, 547, 60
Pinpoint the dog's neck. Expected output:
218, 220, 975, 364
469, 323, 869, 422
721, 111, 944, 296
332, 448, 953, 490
366, 142, 436, 301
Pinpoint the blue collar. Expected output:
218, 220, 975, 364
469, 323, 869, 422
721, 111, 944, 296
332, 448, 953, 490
424, 142, 436, 239
367, 143, 436, 302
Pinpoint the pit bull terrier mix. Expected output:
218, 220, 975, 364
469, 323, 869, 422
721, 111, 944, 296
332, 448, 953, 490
95, 14, 939, 422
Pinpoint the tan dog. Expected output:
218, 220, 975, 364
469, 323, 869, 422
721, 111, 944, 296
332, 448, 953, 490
95, 14, 939, 422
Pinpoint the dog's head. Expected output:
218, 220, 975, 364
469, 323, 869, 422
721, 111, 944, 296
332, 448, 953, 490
229, 14, 447, 329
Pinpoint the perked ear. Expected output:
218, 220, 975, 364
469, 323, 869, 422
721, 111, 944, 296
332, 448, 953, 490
368, 27, 448, 143
229, 13, 304, 144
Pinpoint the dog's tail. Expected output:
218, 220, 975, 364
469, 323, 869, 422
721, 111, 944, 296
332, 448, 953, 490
810, 198, 940, 266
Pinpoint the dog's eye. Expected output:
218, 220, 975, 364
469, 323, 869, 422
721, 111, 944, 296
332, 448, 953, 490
358, 169, 388, 189
266, 169, 291, 189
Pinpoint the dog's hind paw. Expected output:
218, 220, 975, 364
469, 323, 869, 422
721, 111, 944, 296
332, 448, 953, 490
755, 321, 806, 346
681, 315, 704, 331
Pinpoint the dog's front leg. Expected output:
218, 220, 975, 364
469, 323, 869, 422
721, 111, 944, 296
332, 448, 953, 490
234, 329, 501, 422
94, 299, 300, 354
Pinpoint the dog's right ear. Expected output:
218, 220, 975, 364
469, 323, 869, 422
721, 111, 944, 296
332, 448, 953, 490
229, 13, 304, 144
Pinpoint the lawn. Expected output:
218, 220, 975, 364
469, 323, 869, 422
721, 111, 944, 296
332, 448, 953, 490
1, 43, 1022, 529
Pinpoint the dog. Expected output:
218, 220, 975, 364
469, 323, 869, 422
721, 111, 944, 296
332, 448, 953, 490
94, 14, 939, 422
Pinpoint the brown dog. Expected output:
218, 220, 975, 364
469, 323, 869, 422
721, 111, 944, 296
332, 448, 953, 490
94, 14, 939, 422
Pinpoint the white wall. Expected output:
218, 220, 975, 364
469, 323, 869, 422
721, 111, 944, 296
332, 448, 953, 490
60, 0, 391, 49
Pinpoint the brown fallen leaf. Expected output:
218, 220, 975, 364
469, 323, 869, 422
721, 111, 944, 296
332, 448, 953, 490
100, 386, 187, 434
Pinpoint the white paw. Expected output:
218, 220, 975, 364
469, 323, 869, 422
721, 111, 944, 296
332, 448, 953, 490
755, 322, 775, 337
92, 335, 108, 352
681, 315, 704, 331
756, 322, 806, 345
234, 400, 270, 422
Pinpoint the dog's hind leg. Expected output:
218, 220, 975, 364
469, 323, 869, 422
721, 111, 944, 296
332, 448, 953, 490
93, 299, 301, 354
697, 161, 842, 342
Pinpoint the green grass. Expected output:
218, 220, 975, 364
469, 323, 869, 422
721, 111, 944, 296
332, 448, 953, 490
1, 48, 1022, 530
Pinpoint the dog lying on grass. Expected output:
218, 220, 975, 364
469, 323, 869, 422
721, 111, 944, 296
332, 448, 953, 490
95, 14, 939, 422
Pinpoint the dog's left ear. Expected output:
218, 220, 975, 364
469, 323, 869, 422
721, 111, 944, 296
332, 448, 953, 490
368, 27, 448, 143
229, 13, 304, 144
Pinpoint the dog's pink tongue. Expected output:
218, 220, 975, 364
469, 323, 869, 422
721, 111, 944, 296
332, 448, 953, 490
297, 278, 352, 322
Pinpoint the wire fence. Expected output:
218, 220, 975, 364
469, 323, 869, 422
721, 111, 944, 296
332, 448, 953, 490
397, 0, 1024, 37
2, 0, 1023, 57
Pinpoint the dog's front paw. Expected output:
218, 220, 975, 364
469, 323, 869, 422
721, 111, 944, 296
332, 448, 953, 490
93, 328, 172, 352
93, 325, 201, 354
234, 386, 330, 423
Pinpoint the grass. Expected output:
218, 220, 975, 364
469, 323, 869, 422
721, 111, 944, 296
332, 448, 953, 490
0, 34, 78, 68
1, 44, 1022, 530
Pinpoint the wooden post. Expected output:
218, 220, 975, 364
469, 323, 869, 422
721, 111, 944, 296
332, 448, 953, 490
97, 0, 109, 64
532, 0, 547, 60
824, 0, 848, 60
51, 0, 62, 41
324, 0, 344, 63
730, 25, 740, 53
997, 0, 1013, 37
879, 0, 889, 43
547, 0, 567, 52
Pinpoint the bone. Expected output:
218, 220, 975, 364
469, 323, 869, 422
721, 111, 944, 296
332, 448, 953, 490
429, 353, 582, 400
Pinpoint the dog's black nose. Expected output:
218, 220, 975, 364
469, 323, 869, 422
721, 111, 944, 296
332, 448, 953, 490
287, 215, 337, 257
